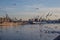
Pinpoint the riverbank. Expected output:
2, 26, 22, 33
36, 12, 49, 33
0, 22, 27, 26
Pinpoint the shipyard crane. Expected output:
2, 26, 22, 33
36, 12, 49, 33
45, 11, 53, 20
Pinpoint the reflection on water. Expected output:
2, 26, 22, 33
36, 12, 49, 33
0, 24, 60, 40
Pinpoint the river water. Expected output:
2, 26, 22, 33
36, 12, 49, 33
0, 24, 60, 40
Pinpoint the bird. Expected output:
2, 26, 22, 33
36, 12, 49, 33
12, 3, 16, 6
35, 8, 39, 10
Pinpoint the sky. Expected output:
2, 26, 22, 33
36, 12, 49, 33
0, 0, 60, 20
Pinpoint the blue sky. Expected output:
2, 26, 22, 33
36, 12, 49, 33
0, 0, 60, 19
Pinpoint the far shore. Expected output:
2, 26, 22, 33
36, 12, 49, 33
0, 22, 28, 26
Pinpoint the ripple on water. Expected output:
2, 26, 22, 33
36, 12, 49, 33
0, 24, 60, 40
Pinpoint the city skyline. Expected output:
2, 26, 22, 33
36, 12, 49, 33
0, 0, 60, 20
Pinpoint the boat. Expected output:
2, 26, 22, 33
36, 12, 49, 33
33, 21, 47, 24
29, 21, 47, 24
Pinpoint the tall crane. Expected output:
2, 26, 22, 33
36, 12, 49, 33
46, 12, 52, 20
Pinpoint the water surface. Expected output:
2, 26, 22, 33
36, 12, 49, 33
0, 24, 60, 40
